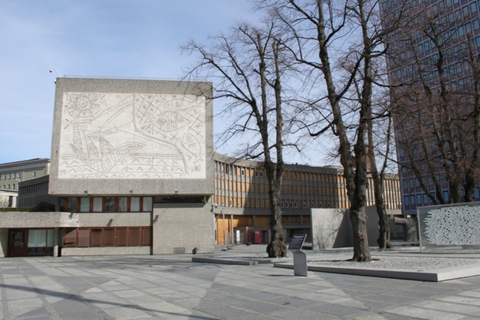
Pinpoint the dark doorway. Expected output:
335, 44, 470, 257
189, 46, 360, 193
8, 229, 28, 257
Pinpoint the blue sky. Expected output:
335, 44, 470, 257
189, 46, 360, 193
0, 1, 259, 163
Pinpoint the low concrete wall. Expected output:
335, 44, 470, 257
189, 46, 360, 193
71, 212, 151, 227
0, 212, 78, 228
0, 211, 151, 228
152, 203, 214, 254
61, 246, 150, 256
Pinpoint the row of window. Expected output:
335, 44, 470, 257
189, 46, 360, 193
2, 184, 16, 190
393, 59, 476, 88
63, 227, 151, 248
1, 172, 29, 180
217, 198, 336, 209
404, 188, 480, 208
404, 191, 449, 207
216, 161, 343, 182
64, 197, 153, 213
402, 176, 448, 190
382, 0, 476, 12
280, 201, 333, 209
281, 215, 311, 224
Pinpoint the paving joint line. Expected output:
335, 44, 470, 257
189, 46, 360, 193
0, 262, 10, 320
17, 259, 63, 320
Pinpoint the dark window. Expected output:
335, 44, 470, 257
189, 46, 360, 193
67, 197, 78, 212
104, 229, 115, 246
474, 19, 480, 30
91, 229, 102, 247
443, 190, 450, 202
129, 229, 141, 246
142, 228, 151, 246
78, 229, 89, 247
116, 229, 128, 246
64, 228, 77, 247
417, 194, 422, 206
105, 198, 115, 212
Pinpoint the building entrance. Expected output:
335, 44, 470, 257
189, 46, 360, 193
8, 229, 28, 257
7, 229, 55, 257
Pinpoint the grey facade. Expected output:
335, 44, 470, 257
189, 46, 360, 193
50, 78, 214, 197
17, 175, 56, 209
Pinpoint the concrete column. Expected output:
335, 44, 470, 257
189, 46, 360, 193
230, 214, 234, 244
53, 227, 59, 257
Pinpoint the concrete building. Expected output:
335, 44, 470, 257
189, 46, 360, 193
212, 154, 402, 245
0, 158, 50, 208
0, 189, 18, 208
1, 77, 214, 257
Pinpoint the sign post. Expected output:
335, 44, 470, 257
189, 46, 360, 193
288, 234, 308, 277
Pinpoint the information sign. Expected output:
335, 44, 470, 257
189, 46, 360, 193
289, 234, 307, 251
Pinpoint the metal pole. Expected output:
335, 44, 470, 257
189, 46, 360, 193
222, 209, 226, 246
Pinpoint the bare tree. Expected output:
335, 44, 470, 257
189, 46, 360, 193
260, 0, 400, 261
367, 101, 395, 249
183, 22, 295, 257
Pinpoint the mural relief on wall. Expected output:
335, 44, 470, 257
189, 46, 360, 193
58, 92, 206, 179
424, 206, 480, 245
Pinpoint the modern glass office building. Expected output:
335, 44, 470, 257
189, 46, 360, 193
381, 0, 480, 215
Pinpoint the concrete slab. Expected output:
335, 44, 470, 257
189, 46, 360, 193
192, 256, 258, 265
273, 261, 480, 282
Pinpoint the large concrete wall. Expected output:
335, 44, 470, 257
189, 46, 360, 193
50, 78, 214, 197
311, 207, 403, 250
152, 203, 214, 254
311, 208, 351, 249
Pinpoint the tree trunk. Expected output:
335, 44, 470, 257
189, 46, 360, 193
374, 180, 391, 249
349, 208, 371, 261
266, 197, 287, 257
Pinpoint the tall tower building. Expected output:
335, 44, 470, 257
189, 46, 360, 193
381, 0, 480, 215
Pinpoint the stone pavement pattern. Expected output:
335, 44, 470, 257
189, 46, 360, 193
1, 247, 480, 319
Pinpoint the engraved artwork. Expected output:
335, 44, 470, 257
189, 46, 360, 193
424, 206, 480, 245
58, 92, 206, 179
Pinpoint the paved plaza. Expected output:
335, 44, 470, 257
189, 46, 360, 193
1, 245, 480, 319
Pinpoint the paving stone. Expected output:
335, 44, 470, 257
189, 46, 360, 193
413, 299, 480, 316
194, 305, 257, 319
387, 306, 465, 320
2, 248, 480, 320
304, 302, 369, 317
